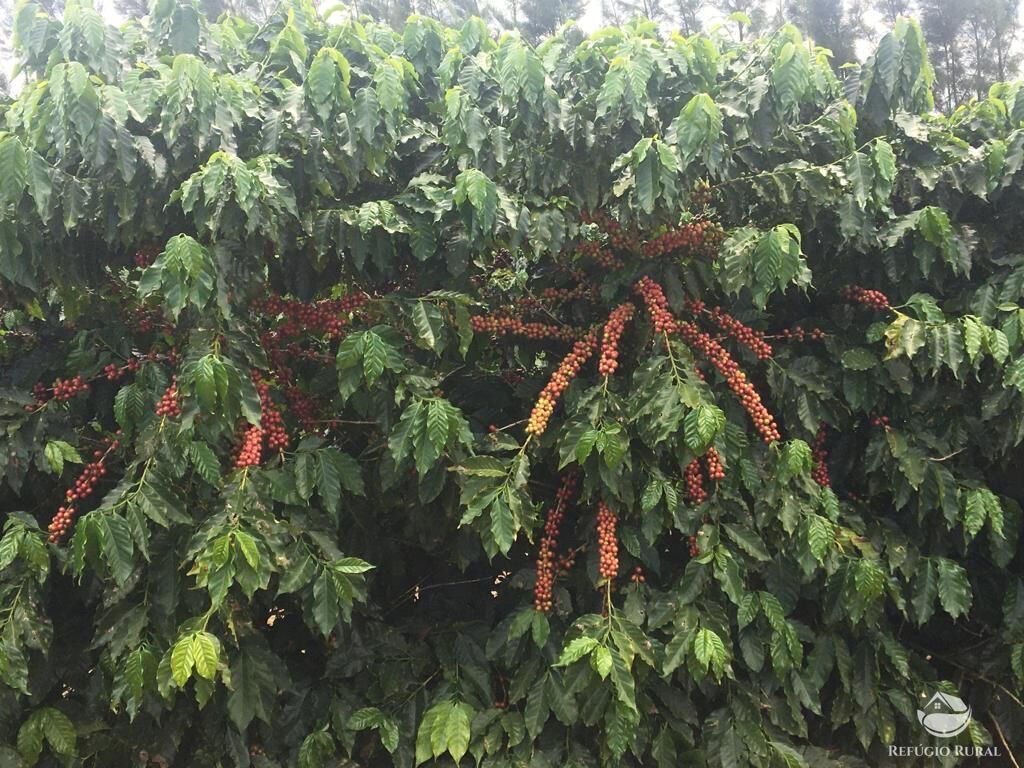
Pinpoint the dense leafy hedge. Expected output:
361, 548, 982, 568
1, 1, 1023, 765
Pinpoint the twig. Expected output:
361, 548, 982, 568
991, 712, 1020, 768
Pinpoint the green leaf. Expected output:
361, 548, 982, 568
190, 631, 220, 680
936, 558, 972, 619
693, 627, 726, 676
555, 636, 599, 666
170, 635, 195, 687
445, 702, 472, 764
0, 135, 28, 206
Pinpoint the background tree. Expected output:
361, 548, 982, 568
786, 0, 867, 64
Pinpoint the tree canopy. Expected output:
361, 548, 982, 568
1, 1, 1023, 766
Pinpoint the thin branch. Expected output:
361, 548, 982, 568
991, 712, 1021, 768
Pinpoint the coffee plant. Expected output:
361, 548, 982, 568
1, 1, 1023, 766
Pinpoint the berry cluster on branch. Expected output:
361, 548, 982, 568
52, 376, 90, 402
640, 220, 725, 260
596, 501, 619, 581
633, 276, 677, 334
687, 534, 700, 557
155, 377, 182, 418
705, 447, 725, 481
533, 473, 579, 613
685, 459, 707, 504
598, 302, 635, 376
703, 305, 773, 360
253, 372, 288, 451
48, 435, 120, 542
525, 332, 597, 436
576, 239, 623, 270
470, 315, 579, 342
133, 244, 160, 269
677, 321, 781, 444
811, 424, 830, 487
779, 325, 825, 342
235, 426, 264, 468
252, 292, 367, 339
840, 285, 890, 310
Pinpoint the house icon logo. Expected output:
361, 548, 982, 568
917, 691, 972, 738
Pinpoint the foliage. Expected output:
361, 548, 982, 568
1, 2, 1023, 766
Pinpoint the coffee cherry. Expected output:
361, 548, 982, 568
705, 447, 725, 482
235, 425, 264, 468
52, 376, 89, 402
840, 284, 890, 310
685, 459, 707, 504
633, 276, 677, 334
470, 314, 580, 343
252, 291, 367, 339
598, 302, 635, 376
134, 244, 160, 269
155, 377, 181, 418
596, 501, 619, 581
48, 442, 117, 542
253, 372, 288, 451
533, 473, 579, 613
630, 565, 646, 584
700, 305, 773, 360
525, 331, 598, 436
636, 278, 780, 443
811, 424, 831, 487
640, 219, 725, 261
687, 534, 700, 557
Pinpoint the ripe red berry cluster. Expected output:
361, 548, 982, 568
134, 244, 159, 269
526, 332, 597, 436
582, 211, 639, 253
253, 374, 288, 451
687, 534, 700, 557
705, 306, 773, 360
685, 459, 707, 504
598, 302, 635, 376
811, 424, 830, 487
872, 414, 891, 429
284, 384, 318, 432
155, 377, 181, 418
633, 276, 677, 334
48, 437, 120, 542
469, 315, 579, 343
576, 239, 622, 270
252, 292, 367, 338
235, 425, 264, 468
52, 376, 89, 402
629, 566, 646, 584
677, 321, 781, 444
640, 219, 725, 260
780, 325, 825, 342
840, 285, 890, 310
533, 473, 579, 613
705, 447, 725, 481
596, 501, 619, 580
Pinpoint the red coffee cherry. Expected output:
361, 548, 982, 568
48, 439, 118, 542
598, 302, 635, 376
596, 501, 619, 581
685, 459, 707, 504
155, 377, 181, 418
811, 424, 831, 488
704, 447, 725, 482
633, 276, 677, 334
526, 331, 598, 436
235, 425, 264, 468
840, 284, 890, 310
630, 565, 646, 584
252, 372, 288, 451
688, 534, 700, 557
533, 473, 579, 613
470, 314, 580, 343
701, 304, 773, 361
52, 376, 89, 402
